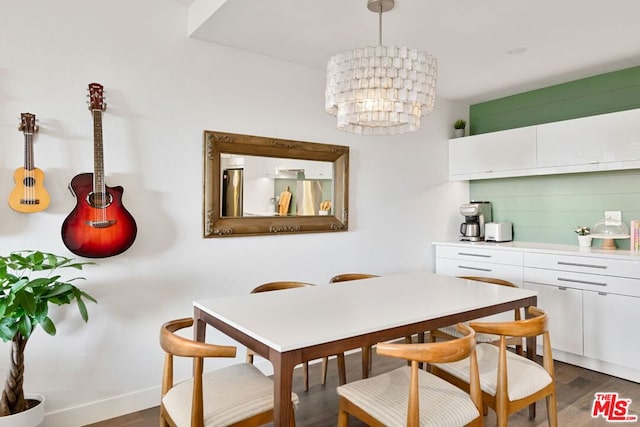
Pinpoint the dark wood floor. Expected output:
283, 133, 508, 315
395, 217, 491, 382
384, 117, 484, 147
87, 349, 640, 426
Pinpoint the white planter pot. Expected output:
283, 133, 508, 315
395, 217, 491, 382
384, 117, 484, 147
454, 128, 465, 138
578, 235, 592, 247
0, 393, 45, 427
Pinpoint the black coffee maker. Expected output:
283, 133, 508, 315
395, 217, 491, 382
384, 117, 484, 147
459, 201, 492, 241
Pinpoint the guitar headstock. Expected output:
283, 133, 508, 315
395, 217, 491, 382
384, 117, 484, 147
88, 82, 107, 111
18, 112, 38, 134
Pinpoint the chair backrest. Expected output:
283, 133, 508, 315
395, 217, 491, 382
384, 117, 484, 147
459, 276, 522, 321
376, 324, 482, 426
250, 281, 314, 293
329, 273, 378, 283
471, 306, 554, 396
159, 317, 237, 427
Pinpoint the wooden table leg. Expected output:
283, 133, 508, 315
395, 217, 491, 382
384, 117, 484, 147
272, 351, 297, 426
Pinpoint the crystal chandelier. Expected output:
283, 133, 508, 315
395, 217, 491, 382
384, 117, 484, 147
325, 0, 438, 135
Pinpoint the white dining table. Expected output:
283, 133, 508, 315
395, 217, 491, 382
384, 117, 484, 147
193, 271, 538, 426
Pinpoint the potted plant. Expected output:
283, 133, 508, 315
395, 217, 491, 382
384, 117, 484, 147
454, 119, 466, 138
0, 250, 96, 426
575, 226, 592, 247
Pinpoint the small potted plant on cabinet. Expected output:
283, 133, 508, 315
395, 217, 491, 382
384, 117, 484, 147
454, 119, 466, 138
0, 251, 96, 427
575, 226, 592, 247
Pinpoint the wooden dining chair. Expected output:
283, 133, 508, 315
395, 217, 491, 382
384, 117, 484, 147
431, 307, 557, 427
323, 273, 418, 384
321, 274, 379, 386
336, 323, 483, 427
159, 317, 299, 427
247, 281, 316, 391
429, 276, 523, 356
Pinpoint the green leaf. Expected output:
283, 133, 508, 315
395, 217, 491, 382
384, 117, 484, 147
75, 293, 89, 322
10, 278, 30, 293
40, 316, 56, 336
0, 321, 16, 342
80, 291, 98, 304
15, 290, 36, 316
41, 283, 73, 298
18, 315, 33, 339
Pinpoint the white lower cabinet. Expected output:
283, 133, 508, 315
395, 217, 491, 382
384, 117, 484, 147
523, 281, 583, 355
433, 242, 640, 382
583, 290, 640, 370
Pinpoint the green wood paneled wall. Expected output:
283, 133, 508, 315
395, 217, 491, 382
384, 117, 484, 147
468, 66, 640, 248
470, 66, 640, 135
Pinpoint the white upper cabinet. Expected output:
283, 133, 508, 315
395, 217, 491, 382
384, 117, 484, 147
537, 108, 640, 173
449, 108, 640, 180
449, 126, 537, 180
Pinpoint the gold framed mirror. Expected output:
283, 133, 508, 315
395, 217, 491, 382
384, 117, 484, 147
203, 130, 349, 237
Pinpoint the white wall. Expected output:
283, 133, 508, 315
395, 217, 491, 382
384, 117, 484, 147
0, 1, 469, 425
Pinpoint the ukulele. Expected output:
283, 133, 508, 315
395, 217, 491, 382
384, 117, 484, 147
8, 113, 50, 213
61, 83, 137, 258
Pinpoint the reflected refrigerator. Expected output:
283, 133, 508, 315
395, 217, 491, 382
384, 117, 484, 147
222, 168, 243, 217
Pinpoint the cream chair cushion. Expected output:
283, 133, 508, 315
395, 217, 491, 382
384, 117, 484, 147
162, 363, 299, 427
436, 324, 501, 343
336, 366, 480, 427
434, 343, 552, 401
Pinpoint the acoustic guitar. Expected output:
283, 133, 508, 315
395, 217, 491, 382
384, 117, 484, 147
8, 113, 50, 213
61, 83, 137, 258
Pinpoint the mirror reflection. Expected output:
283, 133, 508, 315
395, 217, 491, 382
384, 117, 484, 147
203, 130, 349, 238
221, 155, 334, 217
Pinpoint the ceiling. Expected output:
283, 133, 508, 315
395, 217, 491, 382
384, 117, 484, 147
177, 0, 640, 104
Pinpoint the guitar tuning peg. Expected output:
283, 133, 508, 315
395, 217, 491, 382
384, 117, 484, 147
34, 124, 39, 132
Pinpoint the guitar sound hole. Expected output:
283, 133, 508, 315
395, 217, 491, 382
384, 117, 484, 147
87, 191, 113, 209
22, 177, 36, 187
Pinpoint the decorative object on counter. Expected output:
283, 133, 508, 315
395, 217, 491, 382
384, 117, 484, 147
0, 251, 95, 425
575, 226, 592, 247
630, 220, 640, 251
325, 0, 437, 135
61, 83, 137, 258
590, 219, 629, 250
453, 119, 466, 138
9, 113, 50, 213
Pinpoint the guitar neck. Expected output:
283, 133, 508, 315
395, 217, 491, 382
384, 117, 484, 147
24, 133, 35, 171
92, 109, 106, 194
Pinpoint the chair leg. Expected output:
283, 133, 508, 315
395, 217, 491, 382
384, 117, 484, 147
361, 346, 369, 379
321, 356, 329, 385
546, 392, 558, 427
337, 399, 349, 427
303, 362, 309, 391
337, 352, 347, 385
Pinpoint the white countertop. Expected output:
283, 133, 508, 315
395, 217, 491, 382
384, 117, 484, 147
194, 271, 537, 352
433, 240, 640, 261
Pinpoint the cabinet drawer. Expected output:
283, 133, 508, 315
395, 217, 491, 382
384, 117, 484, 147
524, 267, 640, 297
436, 246, 523, 266
437, 258, 523, 285
524, 252, 640, 279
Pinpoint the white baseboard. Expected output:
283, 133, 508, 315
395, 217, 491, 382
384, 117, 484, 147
43, 386, 160, 427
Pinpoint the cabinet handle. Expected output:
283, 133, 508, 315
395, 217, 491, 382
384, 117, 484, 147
457, 252, 492, 258
588, 160, 600, 164
598, 292, 608, 296
557, 261, 607, 269
558, 277, 607, 287
458, 265, 492, 272
558, 286, 567, 290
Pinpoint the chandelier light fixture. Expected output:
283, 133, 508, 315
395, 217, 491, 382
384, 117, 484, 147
325, 0, 438, 135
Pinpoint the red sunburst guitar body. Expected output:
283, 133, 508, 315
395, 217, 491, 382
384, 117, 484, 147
61, 83, 137, 258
